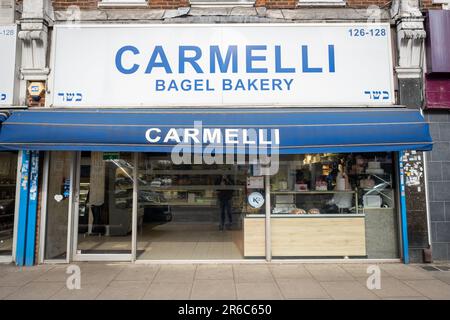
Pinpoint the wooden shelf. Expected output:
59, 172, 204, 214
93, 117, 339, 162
247, 213, 365, 218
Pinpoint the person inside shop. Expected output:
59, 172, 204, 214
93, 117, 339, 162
216, 175, 234, 231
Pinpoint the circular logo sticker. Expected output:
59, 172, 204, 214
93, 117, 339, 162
248, 192, 265, 209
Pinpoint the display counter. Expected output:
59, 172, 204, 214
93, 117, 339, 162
243, 214, 367, 257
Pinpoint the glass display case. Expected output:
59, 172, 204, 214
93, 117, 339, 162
269, 155, 359, 216
267, 153, 396, 215
138, 155, 248, 210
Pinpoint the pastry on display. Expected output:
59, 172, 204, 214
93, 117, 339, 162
308, 208, 320, 215
290, 208, 306, 215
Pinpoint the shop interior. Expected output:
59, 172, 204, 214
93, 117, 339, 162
0, 151, 17, 256
74, 152, 250, 260
44, 151, 401, 261
266, 153, 400, 259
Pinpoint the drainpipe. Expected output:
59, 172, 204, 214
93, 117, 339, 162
15, 150, 40, 266
398, 151, 410, 264
264, 174, 271, 262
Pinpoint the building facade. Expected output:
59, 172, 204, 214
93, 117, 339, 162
423, 7, 450, 262
0, 0, 442, 265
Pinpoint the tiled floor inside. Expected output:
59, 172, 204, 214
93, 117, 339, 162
1, 262, 450, 300
76, 222, 244, 260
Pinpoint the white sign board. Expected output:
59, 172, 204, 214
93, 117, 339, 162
0, 24, 17, 106
49, 24, 394, 107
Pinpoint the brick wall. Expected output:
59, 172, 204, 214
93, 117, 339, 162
421, 0, 442, 9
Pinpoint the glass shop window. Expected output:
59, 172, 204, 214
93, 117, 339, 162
0, 152, 18, 256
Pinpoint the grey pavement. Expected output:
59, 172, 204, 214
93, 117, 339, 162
0, 262, 449, 300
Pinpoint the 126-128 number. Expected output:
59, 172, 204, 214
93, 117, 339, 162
1, 29, 15, 36
349, 28, 386, 37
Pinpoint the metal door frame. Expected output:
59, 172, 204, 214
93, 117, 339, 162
71, 151, 134, 262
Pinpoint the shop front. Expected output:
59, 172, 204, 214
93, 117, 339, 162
0, 23, 20, 263
0, 107, 432, 262
0, 23, 433, 263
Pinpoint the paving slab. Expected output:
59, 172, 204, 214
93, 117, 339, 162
320, 281, 380, 300
96, 280, 150, 300
153, 265, 196, 283
233, 265, 274, 283
404, 280, 450, 300
339, 264, 390, 278
50, 283, 107, 300
355, 277, 424, 299
0, 286, 18, 300
5, 281, 65, 300
195, 264, 234, 280
115, 265, 160, 281
144, 282, 192, 300
427, 271, 450, 285
305, 264, 354, 281
2, 262, 450, 300
380, 264, 435, 280
190, 279, 236, 300
270, 264, 313, 279
236, 282, 283, 300
382, 296, 430, 300
276, 278, 330, 299
34, 265, 72, 282
0, 270, 46, 287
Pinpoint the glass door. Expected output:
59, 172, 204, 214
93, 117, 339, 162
0, 151, 18, 262
73, 151, 135, 261
41, 151, 75, 263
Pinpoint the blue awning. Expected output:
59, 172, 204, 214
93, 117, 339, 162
0, 111, 10, 123
0, 108, 432, 154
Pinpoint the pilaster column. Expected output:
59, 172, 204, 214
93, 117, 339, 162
391, 0, 426, 108
18, 0, 53, 106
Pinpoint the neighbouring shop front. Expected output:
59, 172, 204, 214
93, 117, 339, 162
423, 9, 450, 261
0, 23, 432, 263
0, 23, 20, 263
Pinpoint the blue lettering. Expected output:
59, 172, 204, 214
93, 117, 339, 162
168, 80, 179, 91
260, 79, 270, 91
179, 46, 204, 74
283, 79, 294, 90
246, 45, 268, 73
248, 79, 258, 91
181, 80, 192, 91
328, 44, 335, 73
302, 45, 323, 73
210, 46, 238, 73
272, 79, 282, 90
223, 79, 233, 90
235, 79, 246, 91
194, 79, 203, 91
145, 46, 173, 74
155, 80, 166, 91
275, 46, 295, 73
115, 45, 140, 74
206, 80, 214, 91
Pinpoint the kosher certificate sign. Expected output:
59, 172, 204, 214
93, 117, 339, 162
49, 23, 394, 107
